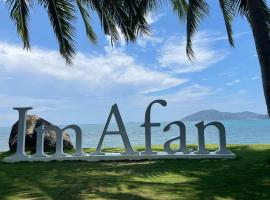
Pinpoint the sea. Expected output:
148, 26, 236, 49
0, 120, 270, 151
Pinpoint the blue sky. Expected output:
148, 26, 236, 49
0, 1, 266, 126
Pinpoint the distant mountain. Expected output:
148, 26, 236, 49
182, 109, 269, 121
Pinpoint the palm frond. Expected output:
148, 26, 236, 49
186, 0, 209, 59
228, 0, 248, 17
260, 0, 270, 29
171, 0, 188, 21
39, 0, 76, 64
229, 0, 270, 28
88, 0, 120, 44
87, 0, 151, 45
138, 0, 161, 12
6, 0, 31, 50
76, 0, 97, 43
130, 0, 153, 36
219, 0, 234, 47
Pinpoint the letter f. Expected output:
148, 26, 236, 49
141, 99, 167, 154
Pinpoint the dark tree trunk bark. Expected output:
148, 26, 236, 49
247, 0, 270, 116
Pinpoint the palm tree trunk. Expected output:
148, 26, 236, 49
247, 0, 270, 116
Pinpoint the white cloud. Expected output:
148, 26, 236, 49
251, 75, 260, 80
226, 79, 241, 86
204, 31, 249, 42
0, 42, 187, 95
158, 32, 230, 73
105, 27, 126, 47
106, 12, 166, 48
0, 94, 69, 124
0, 94, 62, 108
253, 54, 258, 58
237, 89, 246, 95
135, 12, 166, 48
119, 83, 219, 120
164, 84, 216, 102
136, 35, 164, 48
146, 12, 166, 25
218, 72, 236, 77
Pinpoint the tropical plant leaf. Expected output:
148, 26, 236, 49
87, 0, 151, 45
129, 0, 152, 37
228, 0, 270, 30
38, 0, 76, 64
88, 0, 120, 44
6, 0, 31, 50
260, 0, 270, 29
172, 0, 188, 21
186, 0, 209, 59
76, 0, 97, 43
138, 0, 161, 12
219, 0, 234, 47
228, 0, 248, 17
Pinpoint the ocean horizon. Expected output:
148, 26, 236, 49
1, 119, 270, 152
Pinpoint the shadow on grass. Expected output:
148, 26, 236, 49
0, 145, 270, 199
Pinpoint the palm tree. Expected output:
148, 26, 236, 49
132, 0, 270, 117
243, 0, 270, 117
6, 0, 270, 117
179, 0, 270, 116
6, 0, 152, 64
135, 0, 270, 116
6, 0, 187, 64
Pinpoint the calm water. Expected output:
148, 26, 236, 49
0, 120, 270, 151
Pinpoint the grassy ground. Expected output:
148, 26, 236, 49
0, 145, 270, 200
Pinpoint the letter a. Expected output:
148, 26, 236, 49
163, 121, 191, 154
92, 104, 138, 155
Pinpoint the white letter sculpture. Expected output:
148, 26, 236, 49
7, 107, 32, 161
195, 121, 232, 155
92, 104, 138, 155
4, 102, 236, 163
141, 99, 167, 154
163, 121, 191, 154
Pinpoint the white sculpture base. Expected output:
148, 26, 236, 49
4, 152, 236, 163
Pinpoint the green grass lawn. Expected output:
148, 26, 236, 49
0, 145, 270, 200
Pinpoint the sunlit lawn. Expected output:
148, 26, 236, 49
0, 145, 270, 199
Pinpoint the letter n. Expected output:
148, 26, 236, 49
195, 121, 231, 155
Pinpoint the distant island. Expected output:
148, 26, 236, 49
182, 109, 269, 121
